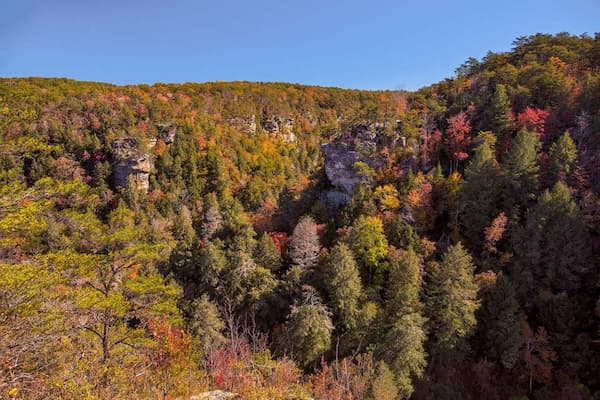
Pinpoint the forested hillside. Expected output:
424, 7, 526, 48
1, 33, 599, 399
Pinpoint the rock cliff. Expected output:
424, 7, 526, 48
262, 115, 296, 142
111, 138, 153, 192
321, 124, 386, 205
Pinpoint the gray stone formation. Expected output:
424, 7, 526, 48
321, 124, 386, 205
111, 138, 153, 192
262, 114, 296, 142
227, 115, 257, 135
111, 123, 178, 193
156, 122, 177, 144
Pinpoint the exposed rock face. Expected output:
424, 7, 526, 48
321, 124, 386, 205
227, 115, 257, 135
156, 123, 177, 144
111, 138, 152, 193
262, 115, 295, 142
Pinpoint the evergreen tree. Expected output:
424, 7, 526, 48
380, 247, 427, 398
486, 84, 513, 149
386, 218, 420, 251
548, 131, 577, 180
284, 290, 333, 367
205, 146, 226, 195
513, 181, 591, 293
186, 294, 226, 352
223, 224, 258, 308
254, 232, 283, 272
324, 243, 362, 331
460, 132, 502, 254
194, 239, 227, 298
426, 243, 479, 358
167, 204, 198, 285
287, 215, 321, 271
476, 273, 523, 368
503, 129, 541, 209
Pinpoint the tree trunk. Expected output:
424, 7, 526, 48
102, 322, 110, 363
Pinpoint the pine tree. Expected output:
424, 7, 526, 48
476, 273, 523, 368
486, 84, 513, 154
195, 239, 227, 297
254, 232, 283, 272
284, 290, 333, 367
503, 129, 541, 209
513, 181, 591, 293
287, 215, 321, 271
460, 132, 502, 254
426, 243, 479, 359
324, 243, 362, 331
186, 294, 226, 352
386, 218, 420, 251
548, 131, 577, 180
380, 247, 427, 398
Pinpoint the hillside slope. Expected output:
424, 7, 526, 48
1, 32, 599, 399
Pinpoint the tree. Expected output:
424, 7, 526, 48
475, 273, 522, 368
444, 111, 472, 172
284, 291, 333, 367
460, 132, 502, 254
323, 243, 362, 332
386, 218, 420, 251
522, 321, 557, 393
287, 215, 320, 271
513, 182, 591, 293
380, 247, 427, 398
369, 361, 398, 400
373, 184, 401, 211
199, 192, 223, 240
483, 212, 508, 257
348, 215, 388, 285
515, 107, 549, 137
426, 243, 479, 358
485, 84, 513, 155
76, 242, 182, 366
254, 232, 283, 272
503, 129, 541, 209
194, 240, 228, 297
186, 294, 226, 353
548, 131, 577, 181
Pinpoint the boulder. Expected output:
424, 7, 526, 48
188, 390, 238, 400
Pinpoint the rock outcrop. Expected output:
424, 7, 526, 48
262, 115, 295, 142
227, 115, 257, 135
111, 138, 153, 193
186, 390, 238, 400
156, 123, 177, 144
321, 124, 386, 205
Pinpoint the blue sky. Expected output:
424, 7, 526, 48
1, 0, 598, 90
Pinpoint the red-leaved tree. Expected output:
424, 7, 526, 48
444, 111, 472, 172
515, 107, 550, 138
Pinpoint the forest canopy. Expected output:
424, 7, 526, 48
1, 32, 600, 399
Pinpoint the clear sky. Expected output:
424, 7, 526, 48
1, 0, 598, 90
